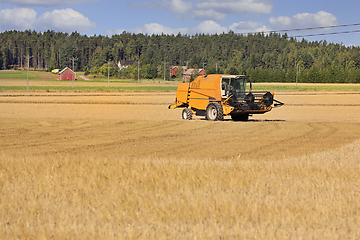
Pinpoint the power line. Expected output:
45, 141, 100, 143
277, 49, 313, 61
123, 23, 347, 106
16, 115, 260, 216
1, 23, 360, 52
291, 29, 360, 38
262, 23, 360, 34
2, 22, 360, 44
2, 29, 360, 50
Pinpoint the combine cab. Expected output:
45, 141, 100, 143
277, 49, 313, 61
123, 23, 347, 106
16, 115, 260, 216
169, 74, 283, 121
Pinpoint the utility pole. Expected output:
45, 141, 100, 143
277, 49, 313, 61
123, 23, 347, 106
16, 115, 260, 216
163, 61, 169, 84
184, 61, 189, 68
137, 60, 141, 85
69, 57, 78, 88
183, 61, 190, 82
105, 60, 112, 87
20, 47, 23, 68
296, 63, 298, 88
296, 63, 301, 88
69, 57, 77, 71
137, 49, 141, 85
24, 55, 32, 90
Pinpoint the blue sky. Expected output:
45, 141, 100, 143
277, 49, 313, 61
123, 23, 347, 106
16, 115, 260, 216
1, 0, 360, 46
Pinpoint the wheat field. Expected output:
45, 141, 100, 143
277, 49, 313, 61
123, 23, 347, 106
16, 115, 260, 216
1, 91, 360, 239
1, 145, 360, 239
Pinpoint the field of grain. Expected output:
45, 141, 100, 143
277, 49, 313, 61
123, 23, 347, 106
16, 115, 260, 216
1, 90, 360, 239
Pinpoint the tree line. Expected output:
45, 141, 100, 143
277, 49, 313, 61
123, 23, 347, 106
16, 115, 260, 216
1, 29, 360, 83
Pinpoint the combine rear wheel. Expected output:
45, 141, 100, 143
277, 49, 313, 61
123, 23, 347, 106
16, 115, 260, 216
182, 108, 193, 120
206, 102, 223, 121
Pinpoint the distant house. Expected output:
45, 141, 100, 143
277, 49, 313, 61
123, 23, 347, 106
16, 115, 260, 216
117, 60, 137, 70
59, 67, 75, 81
170, 66, 187, 78
182, 68, 206, 81
170, 66, 178, 77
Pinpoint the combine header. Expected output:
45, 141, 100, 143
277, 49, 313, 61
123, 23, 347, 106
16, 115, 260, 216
169, 74, 283, 121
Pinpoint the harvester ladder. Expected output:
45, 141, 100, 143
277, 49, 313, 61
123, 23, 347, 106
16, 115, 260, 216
186, 81, 191, 105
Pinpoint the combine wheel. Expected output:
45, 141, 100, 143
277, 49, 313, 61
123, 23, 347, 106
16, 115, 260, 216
182, 108, 193, 120
206, 102, 223, 121
231, 114, 249, 121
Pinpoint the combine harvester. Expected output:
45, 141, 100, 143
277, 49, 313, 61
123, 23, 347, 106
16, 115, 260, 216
169, 74, 283, 121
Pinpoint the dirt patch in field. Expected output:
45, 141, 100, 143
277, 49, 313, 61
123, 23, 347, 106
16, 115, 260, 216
1, 92, 360, 161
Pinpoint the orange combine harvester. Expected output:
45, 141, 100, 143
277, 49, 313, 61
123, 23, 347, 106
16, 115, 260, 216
169, 74, 284, 121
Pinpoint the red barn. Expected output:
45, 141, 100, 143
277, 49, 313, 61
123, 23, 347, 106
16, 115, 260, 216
170, 66, 179, 77
170, 66, 187, 78
182, 68, 206, 81
59, 67, 76, 81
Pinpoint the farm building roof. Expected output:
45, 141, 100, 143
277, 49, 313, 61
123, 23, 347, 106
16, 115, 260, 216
59, 67, 74, 74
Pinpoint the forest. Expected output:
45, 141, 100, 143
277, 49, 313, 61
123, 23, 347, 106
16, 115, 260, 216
1, 29, 360, 83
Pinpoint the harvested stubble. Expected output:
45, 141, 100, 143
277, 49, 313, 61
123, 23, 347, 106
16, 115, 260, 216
1, 141, 360, 239
1, 91, 360, 239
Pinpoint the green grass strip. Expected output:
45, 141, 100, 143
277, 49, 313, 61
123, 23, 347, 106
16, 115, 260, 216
0, 72, 38, 79
1, 84, 360, 93
0, 86, 178, 92
252, 85, 360, 91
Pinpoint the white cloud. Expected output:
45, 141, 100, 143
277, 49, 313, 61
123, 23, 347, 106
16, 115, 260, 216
190, 20, 228, 34
106, 20, 270, 36
129, 0, 192, 15
35, 8, 96, 32
2, 0, 99, 6
269, 11, 338, 30
229, 21, 269, 33
105, 29, 127, 36
1, 7, 96, 32
188, 20, 270, 35
130, 0, 273, 21
196, 0, 273, 14
165, 0, 192, 15
0, 8, 37, 30
132, 23, 188, 35
193, 9, 226, 21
